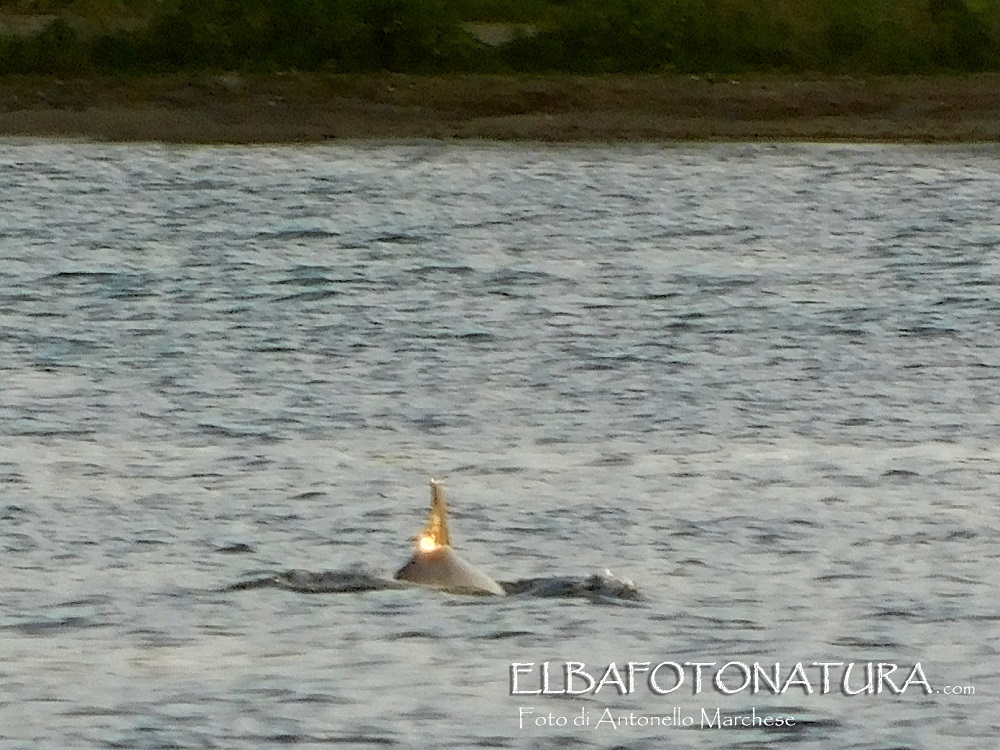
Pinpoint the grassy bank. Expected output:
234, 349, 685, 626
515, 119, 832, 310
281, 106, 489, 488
1, 72, 999, 143
1, 0, 1000, 75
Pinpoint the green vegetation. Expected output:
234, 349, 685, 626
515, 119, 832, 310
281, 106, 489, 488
1, 0, 999, 75
503, 0, 1000, 73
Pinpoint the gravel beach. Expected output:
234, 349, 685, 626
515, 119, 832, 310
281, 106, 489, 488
0, 72, 998, 142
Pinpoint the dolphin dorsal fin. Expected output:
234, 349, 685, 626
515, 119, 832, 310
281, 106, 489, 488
422, 478, 452, 548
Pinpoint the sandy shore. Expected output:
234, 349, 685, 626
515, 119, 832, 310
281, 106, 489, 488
0, 73, 998, 143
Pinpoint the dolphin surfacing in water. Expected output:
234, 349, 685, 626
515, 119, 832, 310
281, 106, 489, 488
394, 479, 505, 596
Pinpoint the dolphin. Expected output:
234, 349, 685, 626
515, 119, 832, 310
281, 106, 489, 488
394, 479, 505, 596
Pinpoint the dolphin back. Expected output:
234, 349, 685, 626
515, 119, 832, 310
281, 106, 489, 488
395, 547, 505, 596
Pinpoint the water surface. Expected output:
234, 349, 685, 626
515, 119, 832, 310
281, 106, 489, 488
1, 141, 998, 749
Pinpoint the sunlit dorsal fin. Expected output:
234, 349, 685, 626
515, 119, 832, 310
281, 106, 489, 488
422, 478, 452, 548
396, 479, 504, 595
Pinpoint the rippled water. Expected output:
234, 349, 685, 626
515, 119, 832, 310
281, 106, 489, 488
1, 140, 998, 749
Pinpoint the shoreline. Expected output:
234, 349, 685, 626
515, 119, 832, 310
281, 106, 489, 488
1, 73, 999, 144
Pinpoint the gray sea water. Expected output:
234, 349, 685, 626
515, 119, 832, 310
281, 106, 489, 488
0, 140, 997, 749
